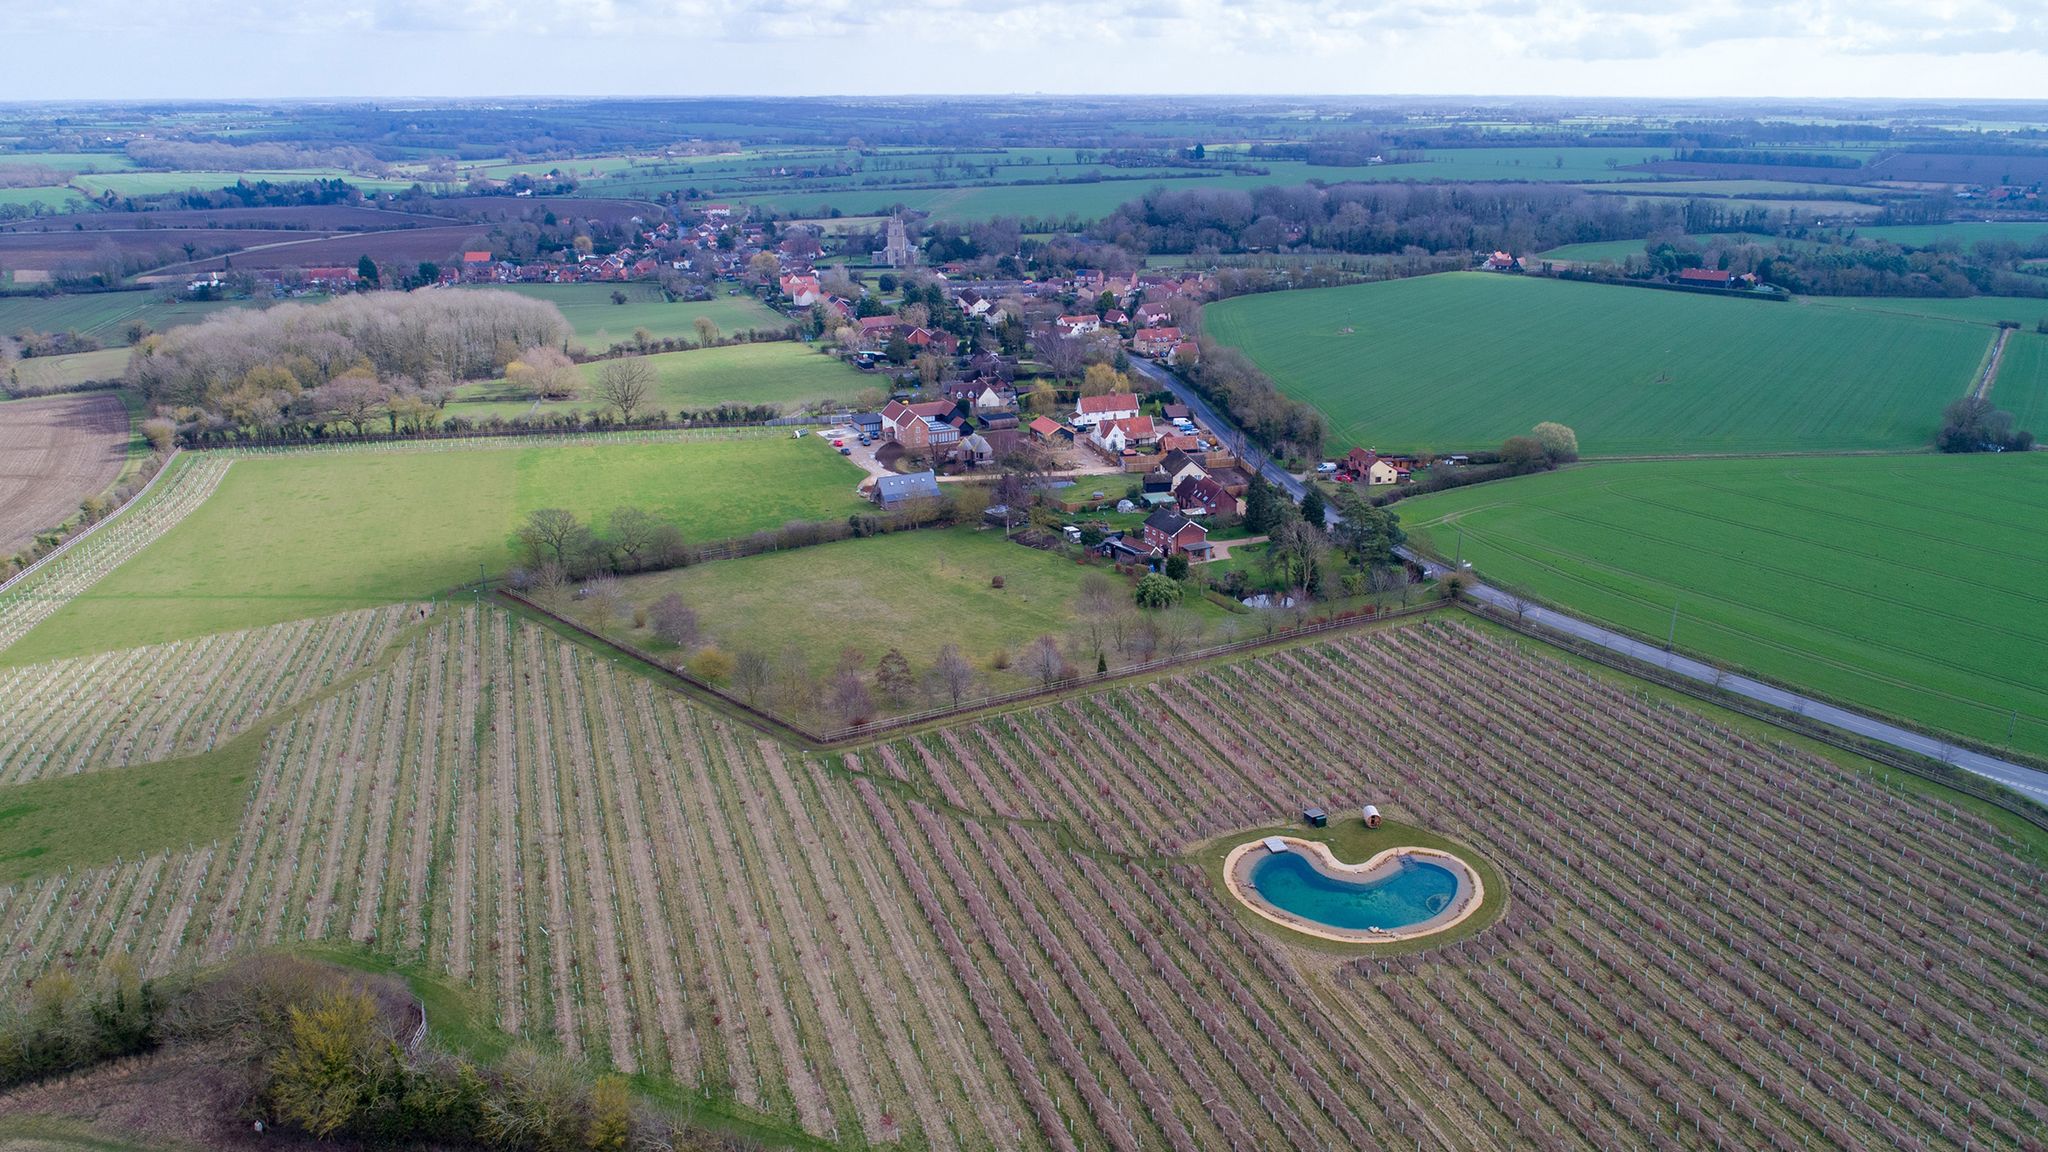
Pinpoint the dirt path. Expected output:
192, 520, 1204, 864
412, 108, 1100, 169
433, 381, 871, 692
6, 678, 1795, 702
1202, 534, 1267, 562
1972, 326, 2012, 400
0, 392, 129, 557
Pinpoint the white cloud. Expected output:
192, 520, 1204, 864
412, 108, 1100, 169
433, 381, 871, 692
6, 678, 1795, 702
1, 0, 2044, 97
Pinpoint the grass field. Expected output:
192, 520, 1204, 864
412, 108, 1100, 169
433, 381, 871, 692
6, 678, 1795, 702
2, 435, 870, 664
1203, 272, 1993, 455
3, 347, 131, 393
1534, 232, 1817, 262
473, 283, 788, 347
1401, 454, 2048, 757
603, 525, 1241, 698
1800, 294, 2048, 329
0, 186, 91, 213
1993, 329, 2048, 434
0, 292, 243, 345
449, 341, 870, 418
1852, 221, 2048, 248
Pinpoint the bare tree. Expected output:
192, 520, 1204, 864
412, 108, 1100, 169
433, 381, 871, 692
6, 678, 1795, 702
1159, 606, 1206, 657
1020, 634, 1067, 688
930, 643, 975, 706
595, 358, 654, 424
531, 561, 568, 609
732, 648, 773, 705
648, 593, 698, 647
584, 575, 624, 633
830, 668, 873, 728
874, 649, 915, 704
693, 316, 720, 346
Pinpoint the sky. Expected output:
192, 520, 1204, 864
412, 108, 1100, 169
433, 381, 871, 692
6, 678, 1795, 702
2, 0, 2046, 101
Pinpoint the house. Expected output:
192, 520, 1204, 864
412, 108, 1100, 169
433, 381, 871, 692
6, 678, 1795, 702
880, 399, 961, 449
1101, 308, 1128, 326
904, 327, 960, 356
1073, 392, 1139, 428
1483, 251, 1520, 271
1175, 475, 1239, 517
1677, 268, 1737, 288
1136, 302, 1175, 327
1156, 449, 1209, 490
1162, 403, 1191, 423
1343, 447, 1404, 486
944, 379, 1015, 412
1131, 326, 1183, 356
951, 432, 994, 468
1028, 415, 1071, 443
1090, 415, 1157, 455
955, 289, 992, 317
304, 266, 359, 288
1156, 432, 1201, 454
779, 273, 822, 306
858, 315, 903, 349
848, 412, 884, 439
1142, 508, 1213, 559
874, 470, 942, 507
1055, 314, 1101, 338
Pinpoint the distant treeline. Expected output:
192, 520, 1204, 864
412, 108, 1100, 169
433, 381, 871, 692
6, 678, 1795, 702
124, 139, 386, 173
1671, 148, 1864, 169
1091, 183, 1690, 256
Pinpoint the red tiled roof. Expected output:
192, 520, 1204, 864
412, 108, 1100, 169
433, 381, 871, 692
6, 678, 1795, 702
1077, 392, 1137, 415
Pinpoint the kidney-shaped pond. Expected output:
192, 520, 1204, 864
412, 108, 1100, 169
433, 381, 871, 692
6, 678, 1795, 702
1225, 837, 1485, 943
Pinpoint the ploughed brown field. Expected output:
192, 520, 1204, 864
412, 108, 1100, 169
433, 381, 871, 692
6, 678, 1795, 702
0, 392, 129, 556
0, 204, 455, 233
164, 224, 491, 272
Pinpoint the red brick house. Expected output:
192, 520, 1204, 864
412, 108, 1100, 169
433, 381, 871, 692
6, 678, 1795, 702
1174, 475, 1239, 517
880, 399, 960, 449
1677, 268, 1737, 288
1131, 326, 1183, 356
1142, 508, 1213, 559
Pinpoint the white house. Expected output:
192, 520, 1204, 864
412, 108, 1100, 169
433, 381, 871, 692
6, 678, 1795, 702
1073, 391, 1140, 428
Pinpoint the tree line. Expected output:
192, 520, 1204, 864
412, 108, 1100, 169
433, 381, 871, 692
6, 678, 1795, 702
0, 954, 761, 1150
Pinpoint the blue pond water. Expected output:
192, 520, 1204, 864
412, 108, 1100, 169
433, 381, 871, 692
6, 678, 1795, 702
1249, 851, 1460, 931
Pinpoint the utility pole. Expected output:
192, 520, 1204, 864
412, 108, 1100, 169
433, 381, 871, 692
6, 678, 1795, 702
1665, 599, 1680, 651
1454, 529, 1464, 569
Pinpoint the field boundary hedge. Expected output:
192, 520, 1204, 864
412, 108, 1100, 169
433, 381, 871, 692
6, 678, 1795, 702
1462, 600, 2048, 834
192, 415, 828, 453
500, 586, 1448, 748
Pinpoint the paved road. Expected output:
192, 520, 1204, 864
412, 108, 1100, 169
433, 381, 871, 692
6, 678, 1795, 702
1131, 358, 2048, 804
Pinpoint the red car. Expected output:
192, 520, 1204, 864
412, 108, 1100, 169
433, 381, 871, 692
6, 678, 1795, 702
832, 439, 845, 447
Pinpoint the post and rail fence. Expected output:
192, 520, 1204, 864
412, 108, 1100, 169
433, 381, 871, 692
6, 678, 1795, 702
499, 586, 1448, 748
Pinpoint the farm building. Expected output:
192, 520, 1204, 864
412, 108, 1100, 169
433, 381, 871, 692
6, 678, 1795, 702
1303, 807, 1328, 828
874, 470, 942, 508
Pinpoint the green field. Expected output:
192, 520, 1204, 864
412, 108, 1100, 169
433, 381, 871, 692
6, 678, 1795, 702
605, 524, 1241, 697
449, 341, 870, 418
0, 186, 91, 213
1204, 272, 1993, 455
1852, 222, 2048, 248
1534, 232, 1818, 263
1799, 295, 2048, 328
474, 283, 788, 347
1402, 454, 2048, 757
3, 435, 870, 664
3, 346, 130, 392
0, 292, 244, 345
1993, 329, 2048, 434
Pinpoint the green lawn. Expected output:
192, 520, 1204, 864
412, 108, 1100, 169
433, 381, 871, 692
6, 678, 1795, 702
1401, 454, 2048, 757
473, 283, 788, 347
1799, 295, 2048, 329
602, 525, 1241, 699
0, 292, 245, 345
3, 435, 871, 664
1203, 272, 1993, 456
1534, 232, 1817, 263
448, 341, 871, 419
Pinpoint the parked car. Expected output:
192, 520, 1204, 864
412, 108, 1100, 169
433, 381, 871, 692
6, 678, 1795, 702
1316, 462, 1338, 473
839, 446, 852, 455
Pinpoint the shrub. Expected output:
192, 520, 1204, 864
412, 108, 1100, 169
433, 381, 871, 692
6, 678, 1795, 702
1134, 572, 1183, 609
649, 593, 699, 648
688, 647, 735, 682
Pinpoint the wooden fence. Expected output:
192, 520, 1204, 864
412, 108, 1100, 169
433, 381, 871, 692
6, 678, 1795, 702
500, 587, 1448, 748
